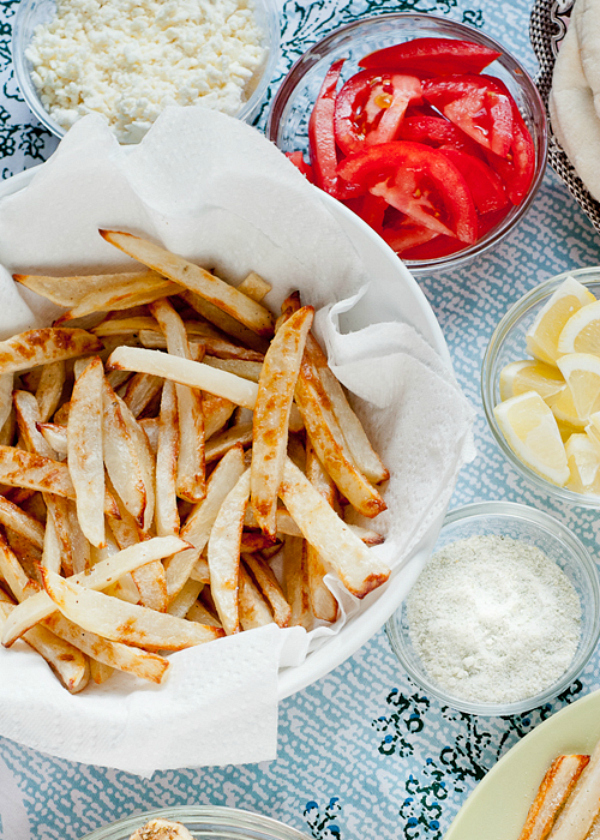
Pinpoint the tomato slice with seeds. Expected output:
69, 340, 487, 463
381, 213, 441, 254
359, 38, 501, 76
337, 141, 478, 243
343, 193, 388, 232
334, 70, 421, 156
422, 75, 514, 158
485, 101, 535, 205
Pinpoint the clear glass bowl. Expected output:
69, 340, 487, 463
267, 13, 547, 276
12, 0, 280, 142
79, 807, 311, 840
386, 501, 600, 716
482, 266, 600, 507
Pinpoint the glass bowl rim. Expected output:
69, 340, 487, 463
79, 806, 312, 840
386, 500, 600, 716
266, 11, 548, 276
11, 0, 280, 141
481, 266, 600, 508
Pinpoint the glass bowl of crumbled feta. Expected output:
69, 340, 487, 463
78, 806, 312, 840
386, 501, 600, 716
12, 0, 279, 143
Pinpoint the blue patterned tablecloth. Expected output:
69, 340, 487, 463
1, 0, 600, 838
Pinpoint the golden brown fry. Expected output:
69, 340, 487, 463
203, 357, 263, 382
54, 275, 180, 323
243, 553, 291, 628
167, 578, 203, 618
239, 564, 274, 631
251, 306, 313, 538
155, 379, 180, 536
13, 270, 164, 308
207, 468, 250, 635
204, 393, 236, 440
295, 358, 386, 518
237, 271, 271, 303
122, 372, 163, 418
36, 360, 66, 424
282, 535, 312, 631
99, 230, 275, 337
518, 754, 590, 840
42, 568, 223, 650
305, 441, 338, 623
187, 599, 222, 628
67, 356, 105, 547
279, 458, 390, 599
0, 373, 12, 431
0, 328, 102, 375
180, 289, 269, 354
0, 494, 45, 549
38, 423, 67, 459
205, 423, 253, 464
102, 377, 155, 532
2, 535, 188, 646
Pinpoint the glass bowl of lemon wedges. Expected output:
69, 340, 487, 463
482, 267, 600, 506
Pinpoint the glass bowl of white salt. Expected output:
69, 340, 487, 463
386, 501, 600, 716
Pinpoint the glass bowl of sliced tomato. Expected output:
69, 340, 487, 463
267, 13, 547, 275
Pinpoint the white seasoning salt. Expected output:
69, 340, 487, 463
407, 534, 582, 705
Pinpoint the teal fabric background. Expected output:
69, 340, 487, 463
1, 0, 600, 838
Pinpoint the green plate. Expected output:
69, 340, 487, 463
444, 689, 600, 840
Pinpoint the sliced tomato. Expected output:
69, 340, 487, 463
308, 59, 345, 196
399, 233, 467, 261
439, 148, 508, 213
422, 74, 514, 158
397, 115, 485, 157
343, 193, 388, 232
381, 213, 441, 254
337, 141, 478, 243
334, 70, 421, 156
285, 151, 315, 183
359, 38, 501, 76
485, 101, 535, 205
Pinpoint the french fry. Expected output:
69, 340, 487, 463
204, 393, 236, 439
239, 565, 274, 630
547, 738, 600, 840
518, 754, 590, 840
305, 441, 339, 623
54, 276, 181, 323
150, 298, 206, 502
139, 417, 159, 454
0, 494, 45, 549
203, 357, 263, 382
243, 553, 291, 628
205, 423, 253, 464
167, 578, 204, 619
180, 289, 270, 354
107, 345, 259, 410
237, 271, 271, 303
41, 511, 62, 574
155, 379, 180, 537
129, 560, 168, 612
190, 556, 210, 585
122, 372, 163, 417
187, 599, 222, 628
67, 356, 105, 547
0, 527, 34, 601
251, 306, 313, 538
102, 377, 155, 532
140, 330, 265, 363
295, 359, 386, 518
282, 535, 312, 630
279, 458, 390, 599
1, 535, 189, 646
207, 468, 251, 635
41, 568, 224, 650
0, 328, 102, 375
13, 270, 166, 308
36, 360, 66, 424
0, 372, 13, 431
38, 423, 67, 459
99, 230, 275, 337
44, 610, 169, 684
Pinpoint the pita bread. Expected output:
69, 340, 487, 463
573, 0, 600, 119
549, 20, 600, 202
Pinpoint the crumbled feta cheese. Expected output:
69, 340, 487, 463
26, 0, 267, 143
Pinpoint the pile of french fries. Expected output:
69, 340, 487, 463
518, 734, 600, 840
0, 230, 391, 693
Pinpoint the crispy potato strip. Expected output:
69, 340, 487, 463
0, 328, 102, 375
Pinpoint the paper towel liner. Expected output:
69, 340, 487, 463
0, 107, 474, 775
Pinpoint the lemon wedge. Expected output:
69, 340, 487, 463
557, 298, 600, 356
586, 410, 600, 447
551, 385, 587, 431
494, 391, 570, 485
556, 352, 600, 421
499, 359, 566, 404
526, 277, 596, 365
565, 433, 600, 495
